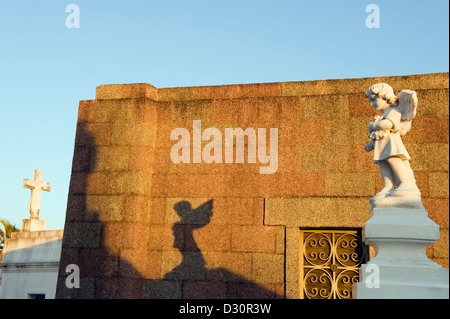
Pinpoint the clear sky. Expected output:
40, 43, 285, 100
0, 0, 448, 231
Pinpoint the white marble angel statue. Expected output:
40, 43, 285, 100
363, 83, 421, 206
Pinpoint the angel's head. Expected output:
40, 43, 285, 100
397, 90, 418, 121
173, 200, 212, 227
365, 83, 397, 111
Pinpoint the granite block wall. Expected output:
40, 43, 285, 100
56, 73, 449, 298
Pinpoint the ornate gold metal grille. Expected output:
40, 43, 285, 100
299, 229, 368, 299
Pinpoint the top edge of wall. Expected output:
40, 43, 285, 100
93, 72, 449, 101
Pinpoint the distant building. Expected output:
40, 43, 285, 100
0, 170, 63, 299
0, 224, 63, 299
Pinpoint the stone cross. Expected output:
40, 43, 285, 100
23, 170, 51, 219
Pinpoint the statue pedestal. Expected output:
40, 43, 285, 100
353, 207, 449, 299
22, 218, 46, 232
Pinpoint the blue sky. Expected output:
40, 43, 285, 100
0, 0, 448, 231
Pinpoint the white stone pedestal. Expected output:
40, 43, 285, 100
22, 219, 46, 232
353, 207, 449, 299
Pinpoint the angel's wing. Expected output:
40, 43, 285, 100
397, 90, 418, 122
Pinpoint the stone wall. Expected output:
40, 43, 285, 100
56, 72, 449, 299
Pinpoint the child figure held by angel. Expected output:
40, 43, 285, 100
363, 83, 420, 204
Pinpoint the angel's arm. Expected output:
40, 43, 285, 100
368, 115, 383, 132
372, 119, 393, 131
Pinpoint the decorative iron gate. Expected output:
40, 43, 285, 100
299, 229, 369, 299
